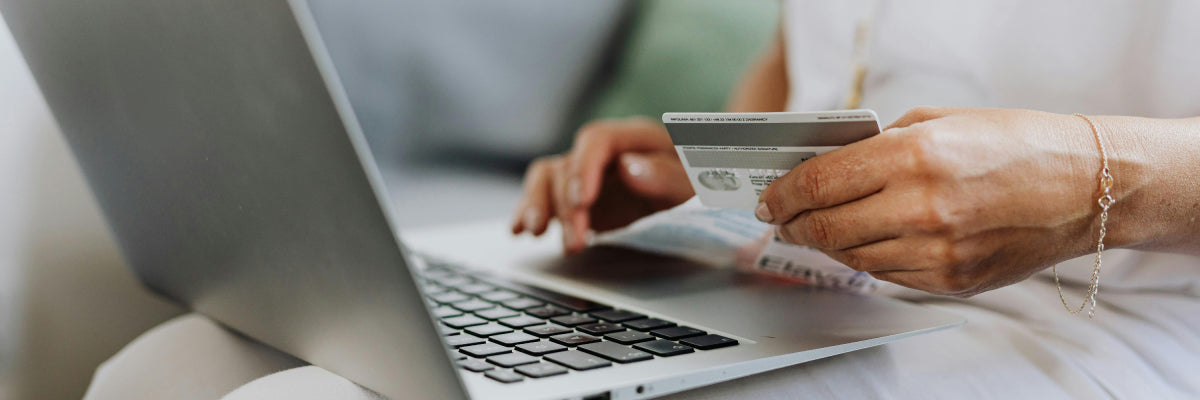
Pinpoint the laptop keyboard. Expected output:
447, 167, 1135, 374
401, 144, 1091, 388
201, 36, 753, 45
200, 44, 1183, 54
418, 263, 740, 384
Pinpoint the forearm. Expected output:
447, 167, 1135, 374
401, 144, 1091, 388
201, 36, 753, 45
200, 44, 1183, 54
725, 28, 788, 113
1092, 115, 1200, 255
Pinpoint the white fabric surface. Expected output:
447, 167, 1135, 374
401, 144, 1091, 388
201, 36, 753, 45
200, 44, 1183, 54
84, 245, 1200, 400
85, 1, 1200, 399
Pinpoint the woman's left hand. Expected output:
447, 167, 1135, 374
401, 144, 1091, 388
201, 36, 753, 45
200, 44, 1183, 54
755, 107, 1122, 297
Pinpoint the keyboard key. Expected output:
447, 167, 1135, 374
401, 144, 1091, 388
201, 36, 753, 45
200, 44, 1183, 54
545, 350, 612, 371
443, 277, 479, 289
623, 318, 675, 331
420, 282, 448, 294
525, 305, 570, 318
498, 315, 546, 329
524, 324, 572, 338
604, 330, 654, 345
487, 352, 539, 368
577, 322, 624, 336
460, 343, 511, 358
465, 323, 512, 337
579, 342, 653, 363
438, 326, 459, 336
431, 306, 462, 318
476, 307, 519, 320
458, 358, 494, 372
445, 334, 485, 348
430, 292, 469, 304
634, 340, 694, 357
490, 331, 539, 346
550, 332, 600, 346
451, 299, 494, 312
650, 326, 705, 340
483, 369, 524, 384
501, 298, 544, 310
457, 283, 496, 295
516, 341, 567, 356
421, 268, 454, 280
550, 314, 597, 327
480, 290, 520, 303
433, 276, 472, 288
515, 362, 568, 378
681, 334, 739, 350
590, 309, 645, 322
442, 315, 488, 329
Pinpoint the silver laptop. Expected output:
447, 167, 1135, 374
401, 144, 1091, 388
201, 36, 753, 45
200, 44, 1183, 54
0, 0, 964, 399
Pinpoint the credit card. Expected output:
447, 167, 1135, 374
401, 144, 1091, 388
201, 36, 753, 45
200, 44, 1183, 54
662, 110, 881, 209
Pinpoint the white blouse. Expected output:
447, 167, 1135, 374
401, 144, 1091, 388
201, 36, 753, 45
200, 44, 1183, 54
770, 2, 1200, 398
782, 0, 1200, 124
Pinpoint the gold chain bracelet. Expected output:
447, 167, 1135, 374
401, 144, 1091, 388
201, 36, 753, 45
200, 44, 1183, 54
1054, 114, 1114, 318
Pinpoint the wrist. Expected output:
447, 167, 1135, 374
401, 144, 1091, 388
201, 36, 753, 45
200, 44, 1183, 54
1085, 115, 1199, 252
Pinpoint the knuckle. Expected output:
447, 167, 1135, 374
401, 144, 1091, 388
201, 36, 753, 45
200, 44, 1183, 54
928, 239, 964, 268
800, 212, 837, 249
899, 126, 951, 178
796, 163, 831, 206
910, 198, 956, 235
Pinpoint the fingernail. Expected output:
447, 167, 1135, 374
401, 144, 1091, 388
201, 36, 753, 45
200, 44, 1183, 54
567, 178, 582, 206
523, 208, 539, 230
624, 155, 647, 178
755, 202, 774, 223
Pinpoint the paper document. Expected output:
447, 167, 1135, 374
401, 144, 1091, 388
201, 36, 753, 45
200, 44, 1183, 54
595, 198, 879, 293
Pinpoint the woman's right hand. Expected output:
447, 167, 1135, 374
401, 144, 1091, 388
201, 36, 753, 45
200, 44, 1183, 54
510, 117, 695, 253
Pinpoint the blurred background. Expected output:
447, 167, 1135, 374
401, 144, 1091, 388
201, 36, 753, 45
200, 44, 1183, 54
0, 1, 776, 398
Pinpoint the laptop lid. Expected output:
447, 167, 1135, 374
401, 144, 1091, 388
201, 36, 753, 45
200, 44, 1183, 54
0, 0, 465, 398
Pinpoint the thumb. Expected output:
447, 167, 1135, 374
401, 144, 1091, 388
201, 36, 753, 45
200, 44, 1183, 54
616, 152, 694, 205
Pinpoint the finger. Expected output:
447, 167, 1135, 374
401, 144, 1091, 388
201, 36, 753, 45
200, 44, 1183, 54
568, 208, 589, 253
867, 270, 974, 297
776, 189, 931, 250
567, 118, 675, 210
865, 270, 930, 291
550, 156, 581, 252
819, 235, 980, 296
616, 152, 694, 205
815, 235, 941, 273
513, 157, 558, 235
757, 134, 899, 225
884, 106, 970, 130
